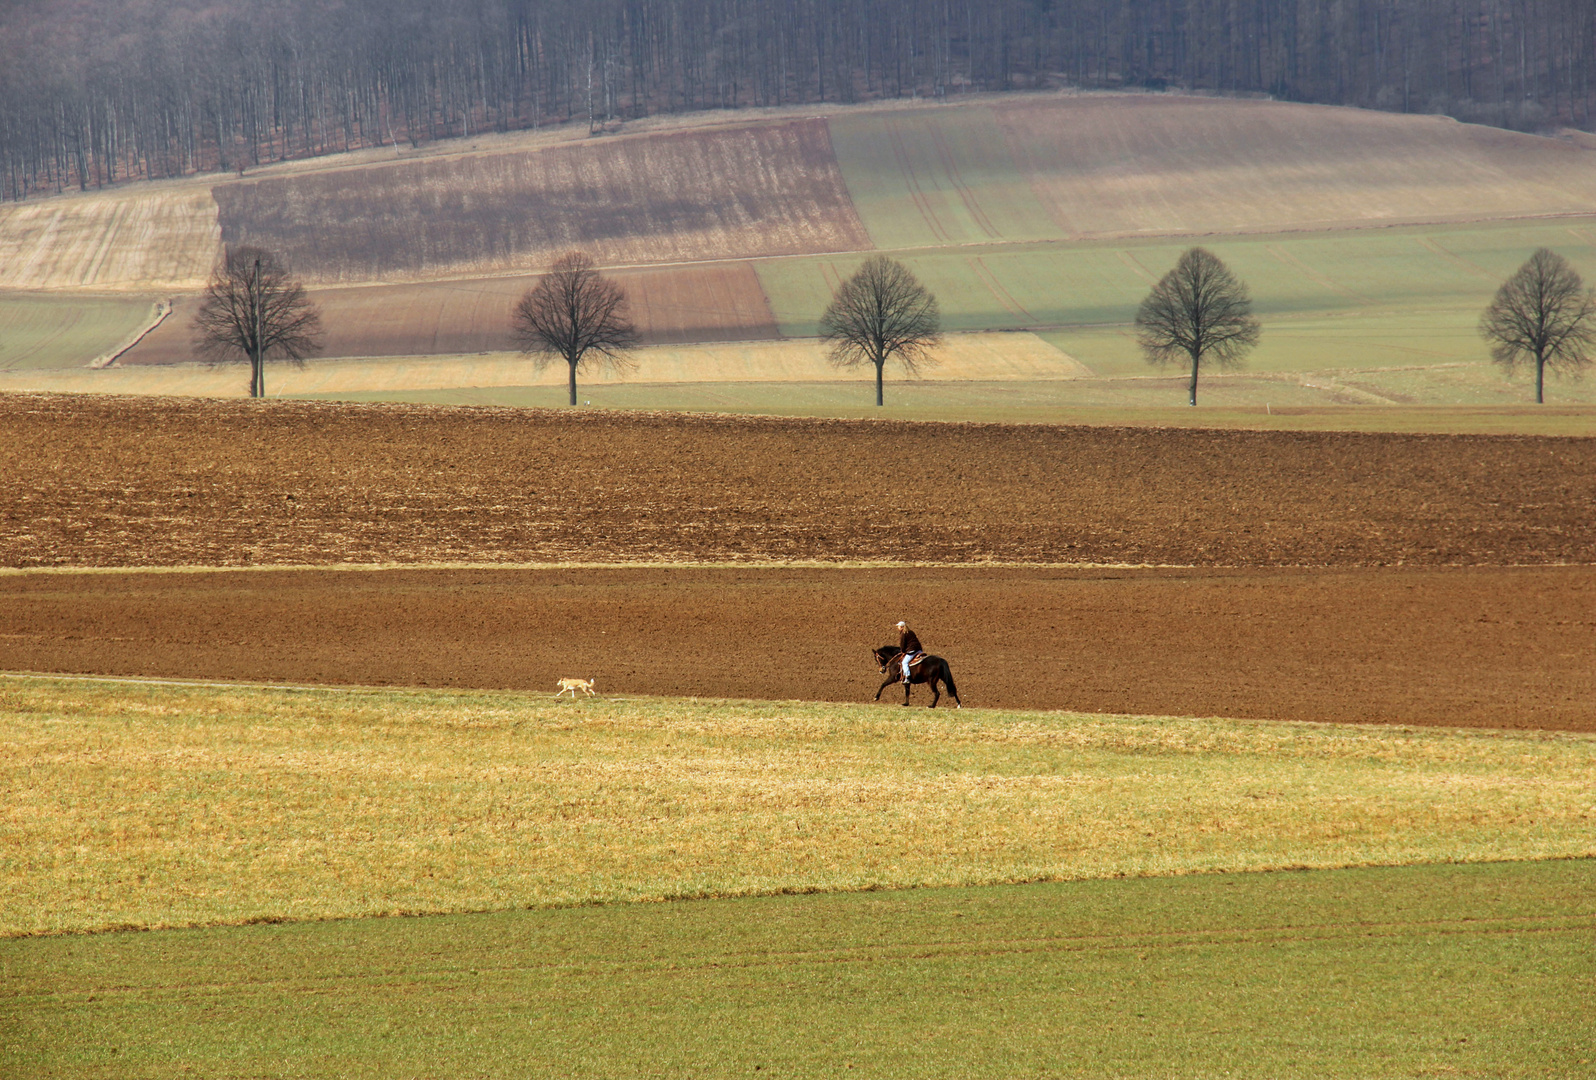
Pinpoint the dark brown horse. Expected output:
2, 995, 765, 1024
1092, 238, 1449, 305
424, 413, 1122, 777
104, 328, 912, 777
873, 645, 961, 708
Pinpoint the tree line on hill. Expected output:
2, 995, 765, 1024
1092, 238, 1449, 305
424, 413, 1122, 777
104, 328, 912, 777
2, 0, 1594, 201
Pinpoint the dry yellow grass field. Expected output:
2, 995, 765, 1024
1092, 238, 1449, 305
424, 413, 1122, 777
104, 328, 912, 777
0, 331, 1082, 396
4, 676, 1592, 936
0, 183, 219, 291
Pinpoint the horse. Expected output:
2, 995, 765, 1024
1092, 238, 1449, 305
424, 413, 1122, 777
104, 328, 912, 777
873, 645, 961, 708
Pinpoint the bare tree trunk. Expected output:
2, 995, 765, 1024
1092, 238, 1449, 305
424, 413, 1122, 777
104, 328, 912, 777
1537, 353, 1546, 404
569, 357, 578, 406
1188, 349, 1199, 406
875, 358, 884, 407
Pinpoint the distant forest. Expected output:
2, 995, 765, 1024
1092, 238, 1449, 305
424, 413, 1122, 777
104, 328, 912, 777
3, 0, 1594, 201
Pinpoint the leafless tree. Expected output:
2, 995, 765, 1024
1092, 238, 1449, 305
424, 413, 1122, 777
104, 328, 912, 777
1479, 248, 1596, 404
819, 255, 941, 407
1135, 247, 1261, 407
512, 251, 639, 406
191, 246, 324, 398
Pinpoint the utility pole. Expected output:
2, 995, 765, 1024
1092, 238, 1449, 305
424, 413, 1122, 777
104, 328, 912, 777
252, 257, 263, 397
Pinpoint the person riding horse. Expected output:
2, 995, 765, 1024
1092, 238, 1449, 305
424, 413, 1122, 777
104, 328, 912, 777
895, 621, 923, 685
872, 623, 961, 708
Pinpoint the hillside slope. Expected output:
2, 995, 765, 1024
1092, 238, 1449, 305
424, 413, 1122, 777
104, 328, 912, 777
6, 93, 1596, 382
8, 94, 1596, 294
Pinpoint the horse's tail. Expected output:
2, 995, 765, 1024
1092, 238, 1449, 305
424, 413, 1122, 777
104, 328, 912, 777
940, 659, 959, 702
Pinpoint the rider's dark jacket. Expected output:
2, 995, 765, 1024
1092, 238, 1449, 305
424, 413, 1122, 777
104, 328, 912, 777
899, 627, 923, 656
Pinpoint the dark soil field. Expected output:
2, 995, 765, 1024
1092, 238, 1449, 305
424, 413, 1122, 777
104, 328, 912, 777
5, 394, 1595, 569
211, 118, 869, 282
4, 393, 1593, 730
3, 564, 1593, 731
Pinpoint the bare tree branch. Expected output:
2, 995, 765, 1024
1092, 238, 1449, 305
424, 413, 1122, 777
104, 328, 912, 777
819, 256, 941, 407
1134, 247, 1260, 407
1479, 248, 1596, 404
191, 246, 323, 398
513, 251, 639, 406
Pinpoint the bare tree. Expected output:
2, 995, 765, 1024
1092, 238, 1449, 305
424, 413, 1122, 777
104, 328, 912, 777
191, 246, 324, 398
819, 255, 941, 407
512, 251, 639, 406
1134, 247, 1261, 407
1479, 248, 1596, 404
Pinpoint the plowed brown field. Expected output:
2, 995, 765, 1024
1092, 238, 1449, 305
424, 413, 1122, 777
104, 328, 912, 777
211, 118, 870, 283
119, 264, 778, 365
5, 394, 1594, 730
3, 565, 1593, 731
5, 394, 1594, 569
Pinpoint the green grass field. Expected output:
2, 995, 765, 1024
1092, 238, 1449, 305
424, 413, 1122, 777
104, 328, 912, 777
0, 293, 161, 371
4, 860, 1591, 1078
753, 219, 1596, 374
3, 675, 1593, 1076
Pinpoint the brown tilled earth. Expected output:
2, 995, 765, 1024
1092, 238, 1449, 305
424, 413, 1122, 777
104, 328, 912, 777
211, 118, 870, 282
3, 393, 1594, 729
121, 265, 779, 365
4, 564, 1593, 731
6, 394, 1596, 568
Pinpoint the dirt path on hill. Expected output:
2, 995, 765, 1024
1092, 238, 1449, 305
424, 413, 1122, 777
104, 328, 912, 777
3, 565, 1592, 731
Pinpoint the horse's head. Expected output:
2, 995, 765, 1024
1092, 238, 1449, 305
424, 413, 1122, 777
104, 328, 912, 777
873, 645, 901, 672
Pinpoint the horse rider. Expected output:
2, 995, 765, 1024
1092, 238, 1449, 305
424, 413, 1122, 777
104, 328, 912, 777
896, 620, 924, 685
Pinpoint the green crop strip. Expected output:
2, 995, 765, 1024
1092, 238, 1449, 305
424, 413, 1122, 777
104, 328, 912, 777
2, 861, 1591, 1077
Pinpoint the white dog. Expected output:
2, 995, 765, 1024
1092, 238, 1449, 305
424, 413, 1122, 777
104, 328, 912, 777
553, 677, 596, 698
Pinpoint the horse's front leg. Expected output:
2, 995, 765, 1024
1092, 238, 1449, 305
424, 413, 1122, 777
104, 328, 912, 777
875, 676, 897, 701
902, 679, 912, 706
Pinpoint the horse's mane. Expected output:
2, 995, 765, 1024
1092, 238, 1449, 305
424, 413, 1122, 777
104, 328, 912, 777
874, 645, 903, 662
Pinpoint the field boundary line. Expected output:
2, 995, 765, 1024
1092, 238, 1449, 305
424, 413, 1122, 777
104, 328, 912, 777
6, 559, 1596, 576
9, 670, 1596, 744
5, 850, 1590, 942
0, 559, 1182, 576
90, 298, 172, 368
157, 211, 1596, 293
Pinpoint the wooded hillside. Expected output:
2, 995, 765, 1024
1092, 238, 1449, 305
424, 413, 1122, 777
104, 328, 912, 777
2, 0, 1593, 201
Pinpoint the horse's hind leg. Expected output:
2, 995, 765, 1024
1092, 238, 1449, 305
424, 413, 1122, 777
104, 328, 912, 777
928, 679, 941, 708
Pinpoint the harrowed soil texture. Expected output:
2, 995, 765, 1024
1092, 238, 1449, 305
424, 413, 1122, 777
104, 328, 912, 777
1, 564, 1593, 729
2, 395, 1593, 730
5, 394, 1596, 568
